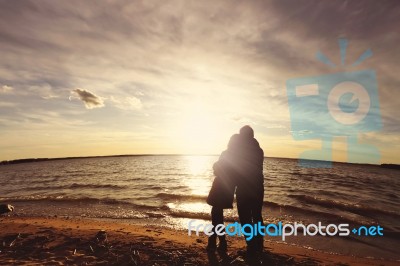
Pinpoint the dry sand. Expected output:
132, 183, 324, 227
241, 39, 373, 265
0, 216, 397, 265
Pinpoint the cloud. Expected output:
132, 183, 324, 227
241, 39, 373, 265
0, 85, 13, 93
0, 102, 17, 107
72, 88, 104, 109
28, 84, 60, 99
110, 96, 142, 111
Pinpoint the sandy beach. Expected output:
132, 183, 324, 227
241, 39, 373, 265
0, 215, 397, 266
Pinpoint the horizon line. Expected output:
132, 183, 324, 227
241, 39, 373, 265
1, 153, 398, 167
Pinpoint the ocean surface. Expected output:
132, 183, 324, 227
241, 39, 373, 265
0, 155, 399, 260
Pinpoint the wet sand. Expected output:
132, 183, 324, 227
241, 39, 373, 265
0, 216, 398, 265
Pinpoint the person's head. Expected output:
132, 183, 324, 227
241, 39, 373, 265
239, 125, 254, 139
227, 134, 240, 151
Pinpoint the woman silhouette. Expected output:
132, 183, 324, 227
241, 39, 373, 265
206, 134, 240, 252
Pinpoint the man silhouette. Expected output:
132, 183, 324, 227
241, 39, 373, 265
234, 126, 264, 256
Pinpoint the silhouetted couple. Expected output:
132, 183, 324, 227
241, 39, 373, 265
206, 125, 264, 257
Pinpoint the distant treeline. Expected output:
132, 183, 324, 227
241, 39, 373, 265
1, 155, 399, 169
0, 155, 153, 165
380, 164, 400, 170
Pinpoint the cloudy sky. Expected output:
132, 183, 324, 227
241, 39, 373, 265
0, 0, 399, 163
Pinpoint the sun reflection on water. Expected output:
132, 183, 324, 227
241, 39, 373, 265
168, 202, 210, 214
186, 155, 212, 176
184, 155, 215, 196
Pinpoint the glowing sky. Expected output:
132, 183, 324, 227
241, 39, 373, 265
0, 0, 399, 163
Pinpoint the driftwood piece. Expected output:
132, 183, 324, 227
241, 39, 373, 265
0, 204, 14, 215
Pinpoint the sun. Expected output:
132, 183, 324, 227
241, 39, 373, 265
182, 112, 219, 154
176, 102, 224, 155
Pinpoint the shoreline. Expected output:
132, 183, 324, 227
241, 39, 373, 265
5, 199, 400, 261
0, 216, 398, 265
